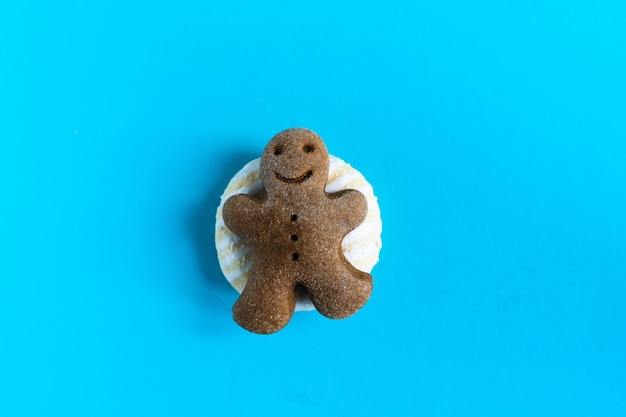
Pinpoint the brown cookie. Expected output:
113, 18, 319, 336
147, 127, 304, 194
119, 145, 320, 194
222, 128, 373, 334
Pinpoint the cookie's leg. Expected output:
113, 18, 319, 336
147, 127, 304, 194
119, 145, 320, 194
307, 269, 373, 319
232, 273, 296, 334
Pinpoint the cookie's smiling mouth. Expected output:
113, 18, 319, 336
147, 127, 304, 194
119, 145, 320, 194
275, 170, 313, 184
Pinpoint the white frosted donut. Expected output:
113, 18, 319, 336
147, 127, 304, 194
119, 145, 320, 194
215, 155, 382, 311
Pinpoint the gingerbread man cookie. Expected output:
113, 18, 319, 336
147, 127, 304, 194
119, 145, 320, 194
222, 128, 373, 334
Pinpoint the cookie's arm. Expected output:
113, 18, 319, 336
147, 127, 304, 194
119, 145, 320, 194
329, 189, 368, 233
222, 194, 263, 241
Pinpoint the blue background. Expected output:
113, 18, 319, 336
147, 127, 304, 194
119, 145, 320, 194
1, 1, 625, 415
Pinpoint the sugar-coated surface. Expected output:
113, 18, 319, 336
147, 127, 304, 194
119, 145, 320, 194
216, 155, 382, 311
221, 128, 377, 333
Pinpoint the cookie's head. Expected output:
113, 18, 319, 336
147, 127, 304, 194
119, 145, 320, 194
261, 128, 329, 193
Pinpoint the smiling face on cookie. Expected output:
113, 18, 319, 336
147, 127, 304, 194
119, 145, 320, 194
260, 128, 329, 192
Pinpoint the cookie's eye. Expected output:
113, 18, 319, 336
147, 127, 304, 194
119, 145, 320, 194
274, 146, 282, 155
303, 144, 315, 153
